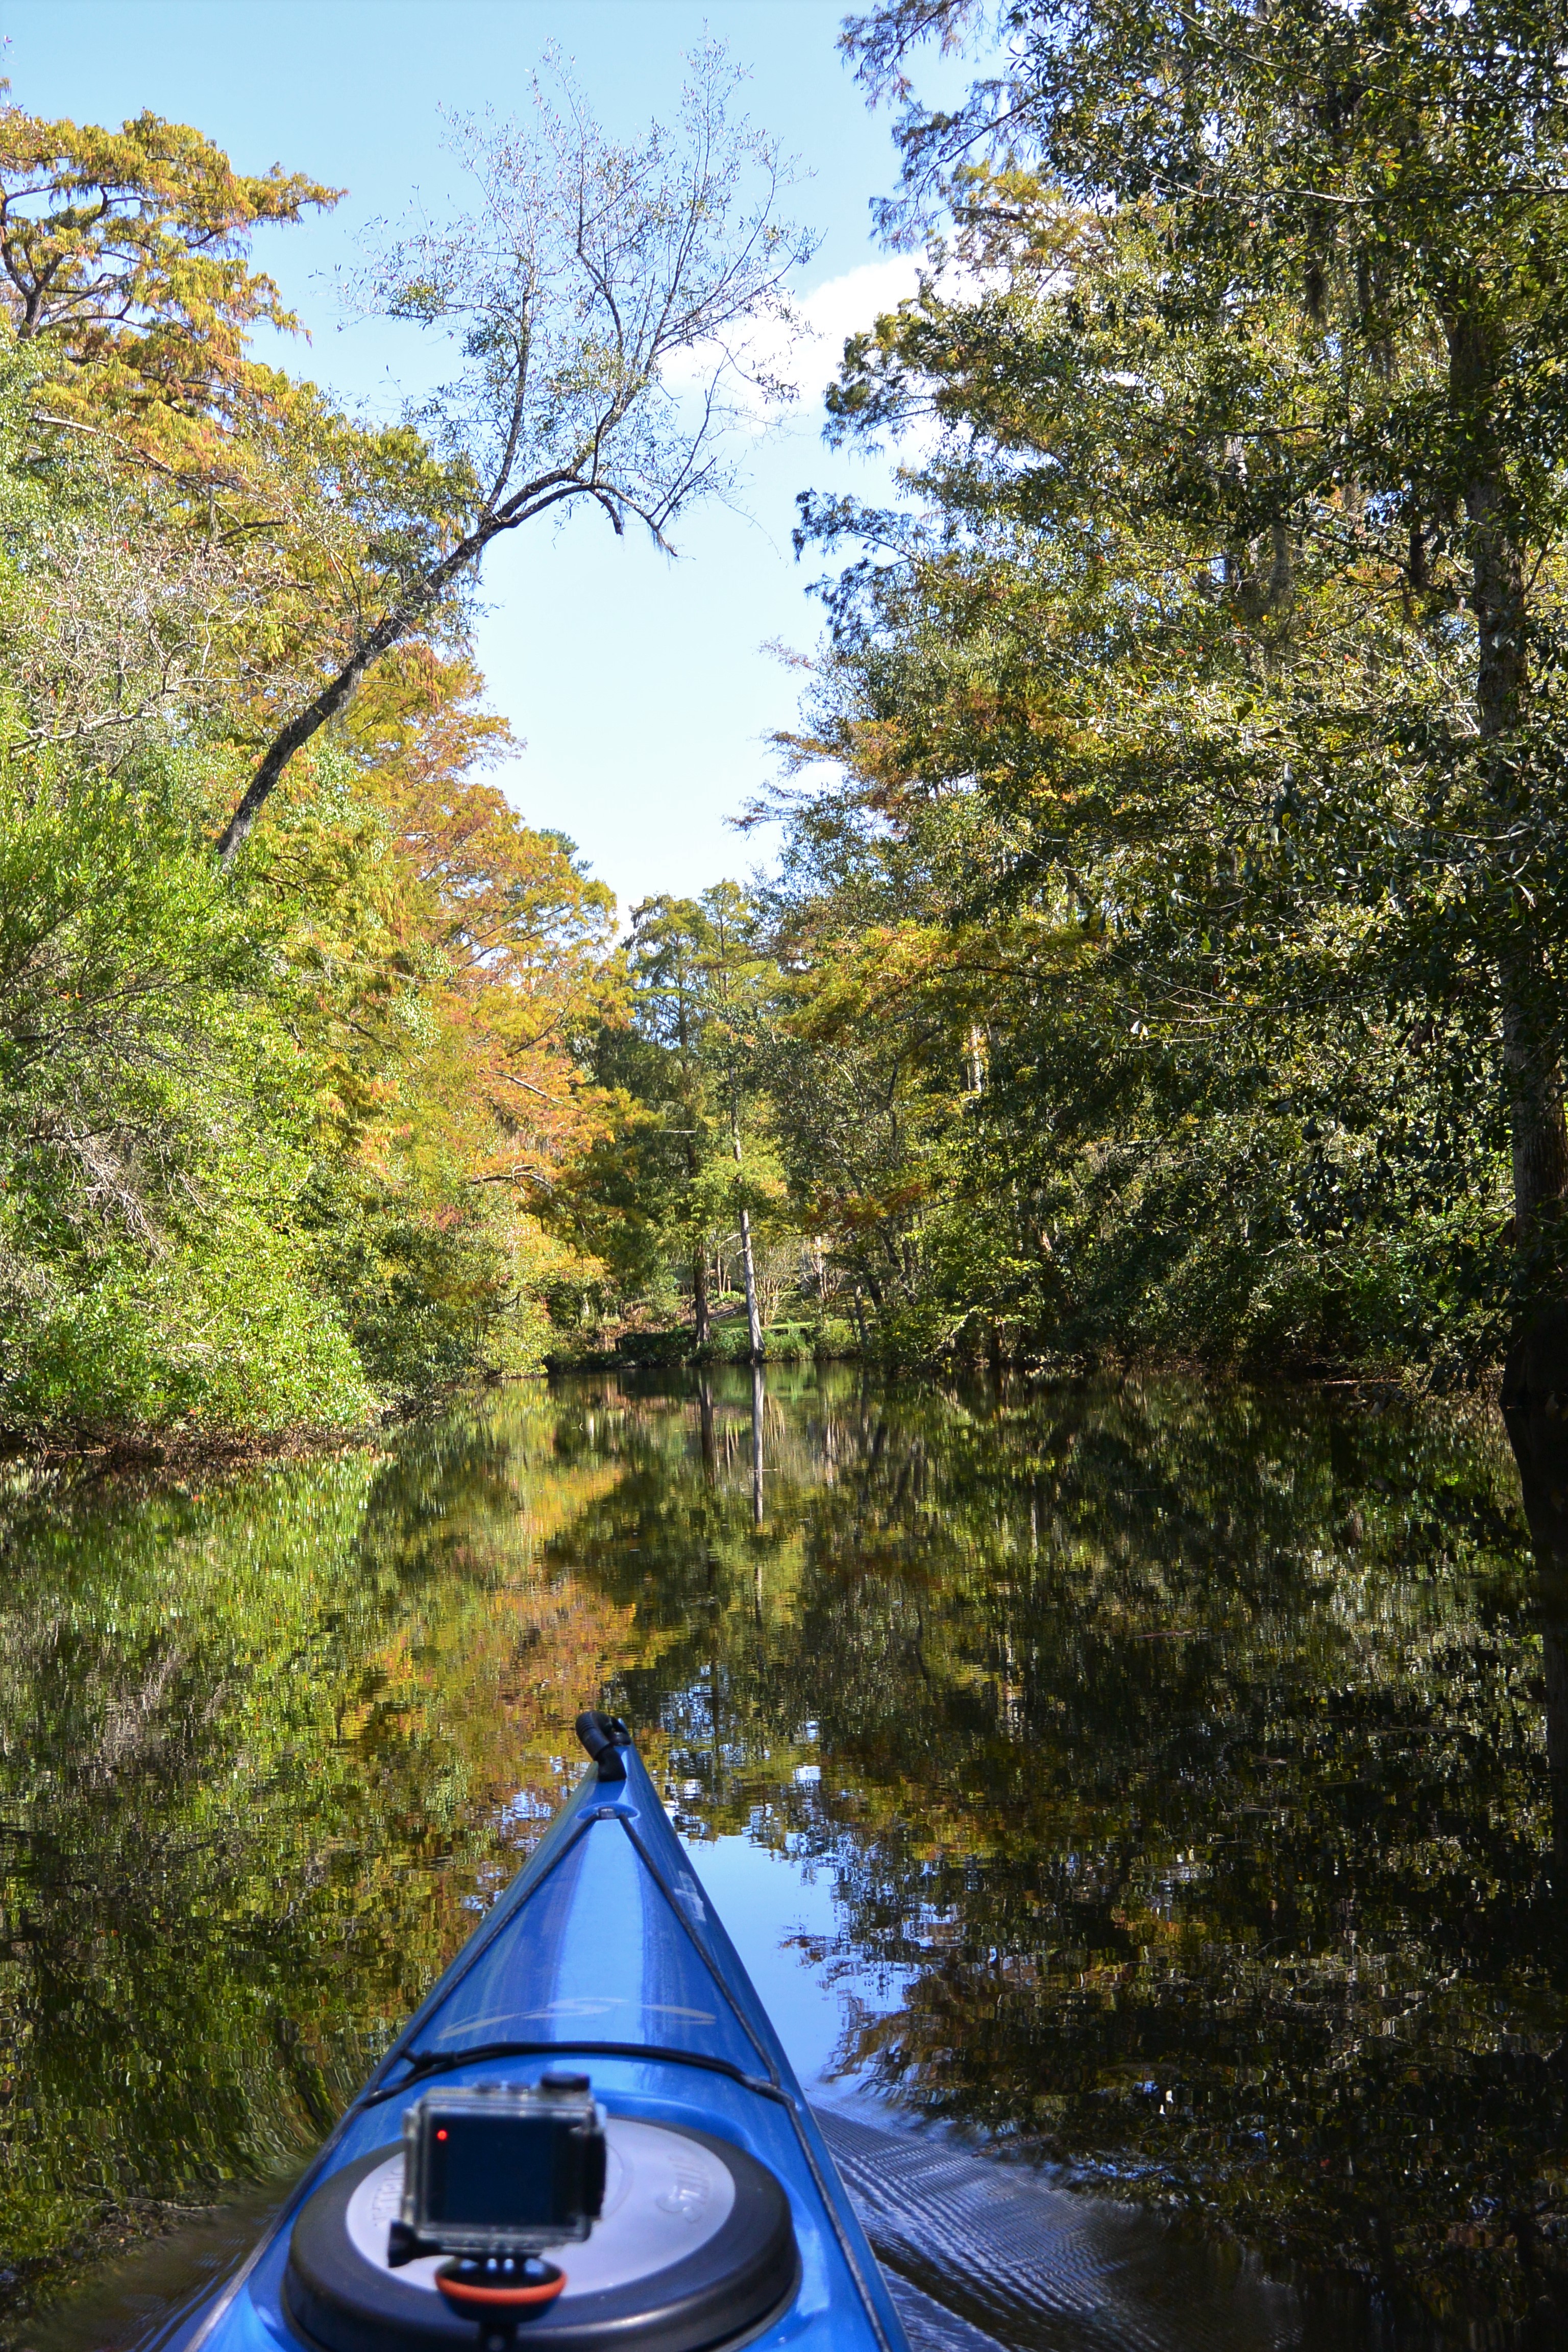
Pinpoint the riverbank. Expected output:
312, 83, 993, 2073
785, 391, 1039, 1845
545, 1306, 1459, 1395
0, 1421, 387, 1481
0, 1336, 1469, 1467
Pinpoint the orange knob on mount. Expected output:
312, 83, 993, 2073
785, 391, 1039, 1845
435, 2259, 565, 2311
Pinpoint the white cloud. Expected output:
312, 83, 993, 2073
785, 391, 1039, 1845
662, 253, 930, 431
787, 254, 929, 405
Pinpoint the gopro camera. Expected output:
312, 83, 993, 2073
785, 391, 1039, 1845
388, 2077, 607, 2265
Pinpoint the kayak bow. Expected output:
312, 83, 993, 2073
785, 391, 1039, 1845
172, 1713, 910, 2352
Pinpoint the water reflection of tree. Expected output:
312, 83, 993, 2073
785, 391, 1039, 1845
6, 1372, 1565, 2340
0, 1402, 629, 2304
553, 1374, 1568, 2338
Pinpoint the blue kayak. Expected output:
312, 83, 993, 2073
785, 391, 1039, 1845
170, 1714, 911, 2352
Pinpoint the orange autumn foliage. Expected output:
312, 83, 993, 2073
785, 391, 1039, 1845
0, 100, 337, 460
340, 645, 623, 1203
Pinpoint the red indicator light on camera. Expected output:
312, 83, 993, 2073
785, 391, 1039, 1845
436, 2129, 448, 2141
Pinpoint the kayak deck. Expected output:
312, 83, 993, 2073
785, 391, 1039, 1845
175, 1732, 909, 2352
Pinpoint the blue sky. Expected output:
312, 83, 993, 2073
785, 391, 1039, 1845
0, 1, 964, 915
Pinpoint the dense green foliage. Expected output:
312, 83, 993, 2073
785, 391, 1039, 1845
770, 0, 1568, 1370
593, 0, 1568, 1380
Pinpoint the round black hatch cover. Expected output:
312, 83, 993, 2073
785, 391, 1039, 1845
284, 2120, 799, 2352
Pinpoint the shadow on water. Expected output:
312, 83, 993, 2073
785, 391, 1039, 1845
1, 1371, 1565, 2348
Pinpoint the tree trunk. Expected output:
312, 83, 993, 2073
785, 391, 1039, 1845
215, 549, 463, 864
214, 474, 585, 865
1449, 296, 1568, 1242
216, 625, 398, 865
730, 1102, 762, 1362
693, 1250, 711, 1348
1501, 950, 1568, 1236
738, 1207, 763, 1361
1454, 395, 1568, 1547
1545, 1620, 1568, 1870
1471, 480, 1568, 1243
1475, 479, 1568, 1548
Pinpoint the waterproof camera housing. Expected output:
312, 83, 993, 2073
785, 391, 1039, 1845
390, 2077, 607, 2263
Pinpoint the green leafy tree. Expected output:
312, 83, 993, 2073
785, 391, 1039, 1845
556, 888, 790, 1355
778, 183, 1500, 1368
0, 112, 618, 1435
626, 897, 731, 1342
834, 0, 1568, 1493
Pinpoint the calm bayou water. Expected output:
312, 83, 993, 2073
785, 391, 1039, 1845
1, 1371, 1565, 2348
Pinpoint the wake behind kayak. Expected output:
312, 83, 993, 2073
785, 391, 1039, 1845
168, 1711, 908, 2352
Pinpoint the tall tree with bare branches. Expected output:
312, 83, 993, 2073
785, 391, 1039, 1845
214, 46, 815, 863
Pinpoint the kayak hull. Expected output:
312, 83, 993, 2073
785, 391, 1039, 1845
168, 1734, 909, 2352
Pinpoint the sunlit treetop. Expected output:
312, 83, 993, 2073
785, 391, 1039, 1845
0, 97, 339, 446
